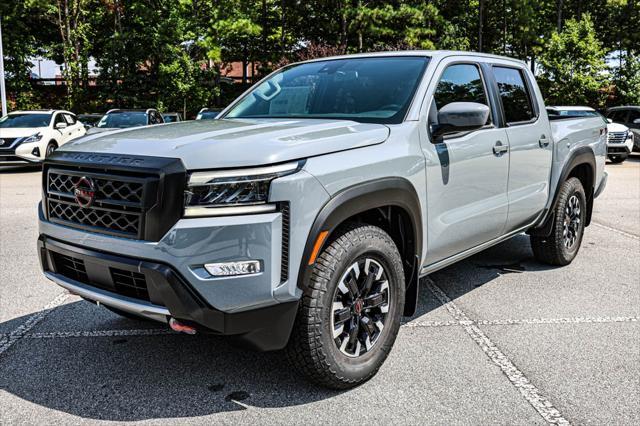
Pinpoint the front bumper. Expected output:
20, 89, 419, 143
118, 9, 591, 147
38, 235, 298, 350
607, 139, 634, 155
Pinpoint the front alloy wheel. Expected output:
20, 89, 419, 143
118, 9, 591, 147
331, 258, 391, 358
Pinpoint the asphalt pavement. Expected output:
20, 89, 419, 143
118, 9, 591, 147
0, 156, 638, 424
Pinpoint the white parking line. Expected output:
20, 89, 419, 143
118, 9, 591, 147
0, 292, 69, 356
476, 316, 638, 326
25, 329, 175, 339
426, 278, 570, 425
593, 222, 640, 240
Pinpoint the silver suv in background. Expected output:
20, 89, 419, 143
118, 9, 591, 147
38, 51, 607, 389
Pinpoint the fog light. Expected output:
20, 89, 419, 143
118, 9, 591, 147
204, 260, 261, 277
32, 147, 40, 157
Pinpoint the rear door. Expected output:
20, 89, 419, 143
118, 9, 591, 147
492, 65, 552, 232
420, 60, 510, 264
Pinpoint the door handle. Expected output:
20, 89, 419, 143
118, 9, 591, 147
539, 134, 550, 147
493, 141, 508, 156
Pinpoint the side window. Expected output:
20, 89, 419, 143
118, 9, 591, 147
627, 110, 640, 125
608, 110, 627, 123
54, 114, 67, 127
63, 114, 76, 125
432, 63, 491, 125
493, 66, 536, 124
155, 112, 164, 123
148, 112, 157, 124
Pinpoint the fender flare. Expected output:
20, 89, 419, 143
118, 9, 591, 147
297, 177, 423, 316
530, 146, 596, 236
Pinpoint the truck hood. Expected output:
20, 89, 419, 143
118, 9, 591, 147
60, 118, 390, 169
607, 122, 629, 132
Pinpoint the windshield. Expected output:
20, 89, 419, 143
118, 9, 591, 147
224, 56, 430, 124
0, 113, 52, 128
97, 112, 148, 128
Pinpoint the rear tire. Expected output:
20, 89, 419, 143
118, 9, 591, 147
286, 224, 405, 389
608, 154, 627, 163
530, 177, 586, 266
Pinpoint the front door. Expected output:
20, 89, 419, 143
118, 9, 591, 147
420, 61, 509, 265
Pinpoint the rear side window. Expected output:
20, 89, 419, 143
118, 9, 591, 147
493, 66, 536, 124
432, 63, 491, 125
63, 114, 77, 125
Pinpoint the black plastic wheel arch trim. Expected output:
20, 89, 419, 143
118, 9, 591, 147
529, 146, 596, 237
38, 235, 298, 351
297, 177, 423, 316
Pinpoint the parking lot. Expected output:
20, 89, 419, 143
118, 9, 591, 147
0, 156, 638, 424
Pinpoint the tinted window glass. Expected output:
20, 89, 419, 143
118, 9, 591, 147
54, 114, 67, 126
97, 112, 148, 128
225, 57, 430, 124
628, 110, 640, 124
198, 111, 220, 120
607, 110, 627, 123
494, 67, 535, 123
433, 64, 489, 114
0, 113, 52, 128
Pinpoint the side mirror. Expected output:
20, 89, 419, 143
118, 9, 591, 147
432, 102, 490, 139
633, 118, 640, 125
55, 122, 67, 130
607, 118, 613, 124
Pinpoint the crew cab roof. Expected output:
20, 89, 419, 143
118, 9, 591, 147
297, 50, 527, 66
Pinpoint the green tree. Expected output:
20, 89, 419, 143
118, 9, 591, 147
614, 53, 640, 104
538, 14, 607, 107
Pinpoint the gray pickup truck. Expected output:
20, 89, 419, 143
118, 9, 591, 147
38, 51, 607, 389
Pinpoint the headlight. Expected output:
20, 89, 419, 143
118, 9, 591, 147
627, 131, 633, 140
184, 161, 303, 217
20, 132, 43, 144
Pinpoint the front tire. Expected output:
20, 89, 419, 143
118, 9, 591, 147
530, 177, 586, 266
45, 141, 58, 158
287, 224, 405, 389
608, 154, 627, 163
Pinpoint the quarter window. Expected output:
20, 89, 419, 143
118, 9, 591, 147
494, 67, 535, 124
432, 64, 491, 126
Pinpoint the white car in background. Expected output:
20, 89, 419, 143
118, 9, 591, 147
547, 106, 634, 163
0, 110, 86, 165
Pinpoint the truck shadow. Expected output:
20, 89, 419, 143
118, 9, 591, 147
0, 234, 557, 420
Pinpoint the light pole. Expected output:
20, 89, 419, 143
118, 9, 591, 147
0, 15, 7, 116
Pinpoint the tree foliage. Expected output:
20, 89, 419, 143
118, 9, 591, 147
1, 0, 638, 115
538, 15, 608, 107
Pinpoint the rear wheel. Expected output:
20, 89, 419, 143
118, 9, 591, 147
608, 154, 627, 163
286, 224, 405, 389
530, 177, 586, 266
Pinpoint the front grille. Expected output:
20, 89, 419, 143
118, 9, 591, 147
608, 131, 627, 144
110, 268, 150, 301
280, 203, 290, 283
0, 138, 17, 147
51, 252, 89, 283
46, 168, 150, 239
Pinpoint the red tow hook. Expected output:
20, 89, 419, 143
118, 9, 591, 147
169, 318, 197, 335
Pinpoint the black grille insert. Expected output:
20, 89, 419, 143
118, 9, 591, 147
280, 203, 290, 283
111, 268, 150, 301
46, 168, 151, 239
51, 252, 89, 283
